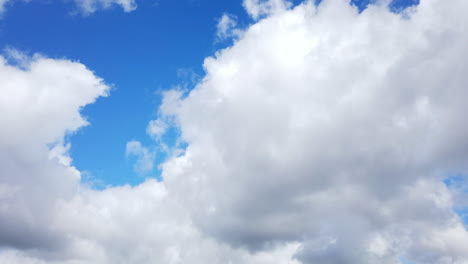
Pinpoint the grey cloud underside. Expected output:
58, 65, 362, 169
1, 0, 468, 263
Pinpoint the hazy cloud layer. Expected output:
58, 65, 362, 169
0, 0, 10, 14
0, 0, 136, 16
1, 0, 468, 264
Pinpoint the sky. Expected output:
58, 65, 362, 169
0, 0, 418, 187
0, 0, 251, 186
1, 0, 468, 264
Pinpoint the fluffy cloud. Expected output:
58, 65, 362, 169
0, 52, 109, 250
158, 0, 468, 263
0, 51, 300, 264
2, 0, 468, 264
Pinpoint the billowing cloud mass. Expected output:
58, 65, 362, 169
1, 0, 468, 263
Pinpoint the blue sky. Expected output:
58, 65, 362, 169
0, 0, 419, 187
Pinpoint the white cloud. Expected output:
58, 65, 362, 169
158, 0, 468, 263
216, 13, 242, 41
0, 52, 284, 264
126, 140, 155, 174
2, 0, 468, 264
74, 0, 137, 15
0, 52, 109, 250
147, 119, 168, 140
243, 0, 291, 20
3, 47, 30, 67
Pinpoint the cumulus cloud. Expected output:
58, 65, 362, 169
158, 0, 468, 263
2, 0, 468, 264
0, 52, 109, 250
0, 51, 299, 264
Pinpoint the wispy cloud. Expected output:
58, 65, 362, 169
216, 13, 242, 42
0, 0, 137, 17
75, 0, 137, 15
126, 140, 155, 174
